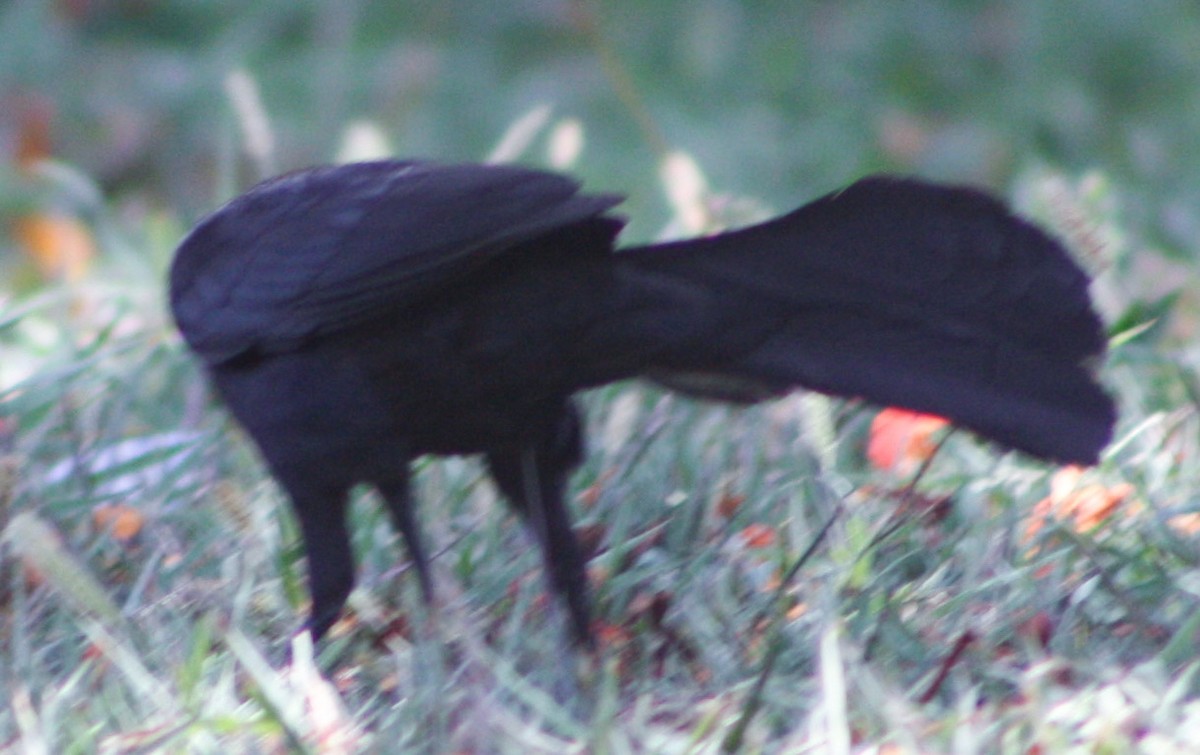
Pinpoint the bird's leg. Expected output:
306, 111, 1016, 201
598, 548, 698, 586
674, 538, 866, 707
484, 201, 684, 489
374, 470, 434, 605
487, 445, 593, 647
290, 487, 355, 641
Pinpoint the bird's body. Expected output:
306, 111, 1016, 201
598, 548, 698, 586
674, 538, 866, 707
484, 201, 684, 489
171, 160, 1114, 643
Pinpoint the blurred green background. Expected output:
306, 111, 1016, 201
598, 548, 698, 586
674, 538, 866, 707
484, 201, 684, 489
4, 2, 1200, 750
3, 0, 1199, 246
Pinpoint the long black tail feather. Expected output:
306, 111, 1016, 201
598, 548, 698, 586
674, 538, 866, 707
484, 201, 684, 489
619, 176, 1114, 464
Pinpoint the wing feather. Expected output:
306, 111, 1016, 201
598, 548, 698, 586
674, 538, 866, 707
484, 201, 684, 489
170, 160, 623, 362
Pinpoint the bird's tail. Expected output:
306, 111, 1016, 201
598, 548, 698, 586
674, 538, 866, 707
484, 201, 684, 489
612, 177, 1114, 464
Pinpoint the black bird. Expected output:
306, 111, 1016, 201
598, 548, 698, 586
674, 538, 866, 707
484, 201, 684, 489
170, 160, 1114, 644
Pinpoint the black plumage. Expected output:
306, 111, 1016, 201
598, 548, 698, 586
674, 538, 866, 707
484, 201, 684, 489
171, 160, 1114, 643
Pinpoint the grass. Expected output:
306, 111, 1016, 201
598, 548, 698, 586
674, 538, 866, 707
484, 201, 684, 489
4, 2, 1200, 752
4, 152, 1198, 753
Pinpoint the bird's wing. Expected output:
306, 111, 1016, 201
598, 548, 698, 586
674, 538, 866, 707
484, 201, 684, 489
170, 160, 624, 363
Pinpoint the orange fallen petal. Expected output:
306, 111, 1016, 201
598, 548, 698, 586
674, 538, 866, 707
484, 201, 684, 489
594, 621, 630, 649
1024, 495, 1056, 543
716, 492, 746, 519
739, 523, 776, 549
14, 212, 95, 281
868, 408, 950, 473
1024, 469, 1134, 549
1168, 512, 1200, 536
1068, 483, 1127, 532
92, 502, 144, 543
15, 94, 54, 170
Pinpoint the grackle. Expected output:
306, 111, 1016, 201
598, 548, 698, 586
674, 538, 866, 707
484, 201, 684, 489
170, 160, 1114, 644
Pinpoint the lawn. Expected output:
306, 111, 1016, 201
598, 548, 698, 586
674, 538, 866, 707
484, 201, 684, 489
3, 1, 1200, 752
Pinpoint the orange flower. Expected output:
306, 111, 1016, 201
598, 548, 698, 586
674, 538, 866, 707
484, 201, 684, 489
868, 408, 950, 474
